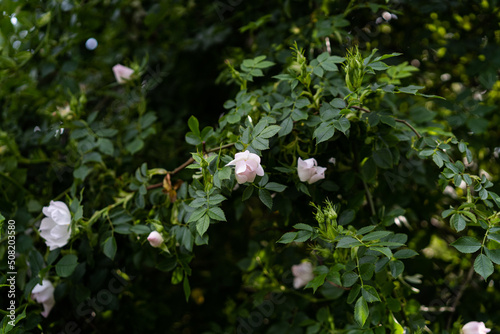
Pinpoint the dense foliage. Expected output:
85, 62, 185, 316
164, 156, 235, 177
1, 0, 500, 333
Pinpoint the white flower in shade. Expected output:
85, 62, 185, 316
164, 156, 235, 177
112, 64, 134, 84
147, 231, 164, 248
39, 201, 72, 250
291, 262, 314, 289
226, 150, 265, 184
462, 321, 491, 334
297, 157, 326, 184
31, 280, 55, 318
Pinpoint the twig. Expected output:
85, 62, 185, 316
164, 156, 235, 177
327, 280, 351, 290
446, 264, 475, 329
146, 143, 235, 190
352, 105, 371, 113
394, 119, 422, 138
362, 178, 376, 216
352, 105, 422, 138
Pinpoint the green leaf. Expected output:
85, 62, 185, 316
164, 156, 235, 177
196, 214, 210, 236
183, 274, 191, 302
103, 237, 117, 260
338, 209, 355, 225
370, 247, 393, 258
362, 285, 381, 302
337, 236, 363, 248
259, 189, 273, 209
432, 153, 444, 167
362, 231, 392, 242
293, 223, 314, 232
485, 248, 500, 265
278, 117, 293, 137
474, 254, 494, 280
342, 271, 359, 287
389, 260, 404, 278
332, 117, 350, 134
265, 182, 287, 192
130, 225, 151, 234
0, 55, 17, 69
73, 165, 91, 181
354, 296, 369, 327
208, 207, 226, 221
330, 98, 346, 109
208, 194, 226, 205
487, 233, 500, 243
277, 232, 297, 244
258, 125, 281, 139
441, 208, 455, 218
188, 207, 207, 223
305, 271, 328, 293
126, 138, 144, 154
313, 123, 335, 144
56, 254, 79, 277
181, 228, 193, 252
451, 236, 481, 253
188, 116, 200, 136
394, 249, 419, 259
97, 138, 114, 156
251, 136, 269, 150
373, 148, 393, 169
242, 186, 254, 201
185, 132, 202, 146
450, 214, 466, 232
398, 85, 424, 95
347, 284, 361, 304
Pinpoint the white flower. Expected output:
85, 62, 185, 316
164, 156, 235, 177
462, 321, 491, 334
297, 157, 326, 184
39, 201, 72, 250
292, 262, 314, 289
112, 64, 134, 84
147, 231, 164, 248
226, 150, 265, 184
31, 280, 55, 318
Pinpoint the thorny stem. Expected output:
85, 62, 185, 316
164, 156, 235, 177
147, 143, 235, 190
351, 105, 422, 138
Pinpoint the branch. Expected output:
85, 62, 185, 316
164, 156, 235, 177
146, 143, 235, 190
394, 119, 422, 139
446, 263, 475, 329
352, 105, 422, 138
327, 280, 351, 290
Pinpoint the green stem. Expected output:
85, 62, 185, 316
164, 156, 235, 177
362, 178, 376, 216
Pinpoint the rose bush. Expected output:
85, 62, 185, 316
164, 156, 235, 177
1, 0, 500, 333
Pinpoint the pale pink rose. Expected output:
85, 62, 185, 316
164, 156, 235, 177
462, 321, 491, 334
297, 157, 326, 184
31, 280, 55, 318
147, 231, 164, 248
112, 64, 134, 84
292, 262, 314, 289
39, 201, 72, 250
226, 150, 264, 184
